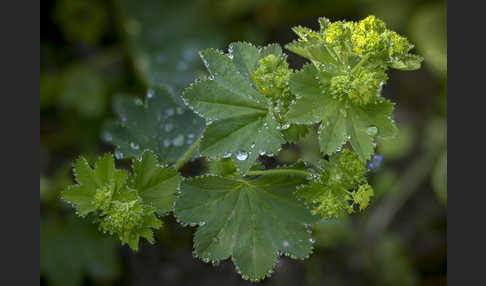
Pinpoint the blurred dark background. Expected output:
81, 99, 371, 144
40, 0, 446, 285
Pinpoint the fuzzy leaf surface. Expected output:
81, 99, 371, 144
61, 151, 180, 250
118, 0, 223, 104
174, 175, 317, 281
288, 64, 396, 159
131, 151, 181, 213
183, 43, 287, 172
104, 87, 205, 163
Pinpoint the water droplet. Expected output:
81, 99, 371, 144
280, 123, 290, 130
212, 260, 220, 267
147, 89, 154, 98
163, 139, 171, 148
367, 126, 378, 136
223, 152, 231, 158
236, 151, 248, 161
164, 123, 174, 132
309, 238, 316, 244
102, 132, 112, 142
283, 240, 289, 247
166, 108, 175, 117
115, 151, 123, 159
130, 142, 140, 150
172, 134, 184, 147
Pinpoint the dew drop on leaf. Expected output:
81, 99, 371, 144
102, 132, 112, 142
280, 123, 290, 130
172, 134, 184, 147
367, 126, 378, 136
115, 151, 123, 159
236, 151, 248, 161
147, 89, 154, 98
130, 142, 140, 150
164, 123, 174, 132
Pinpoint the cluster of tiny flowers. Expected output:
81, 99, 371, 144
253, 54, 292, 99
253, 54, 295, 124
93, 184, 114, 210
328, 69, 386, 105
350, 184, 374, 210
298, 149, 374, 219
91, 183, 161, 248
287, 16, 420, 107
321, 15, 412, 61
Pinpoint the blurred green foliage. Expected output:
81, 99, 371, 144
41, 0, 446, 285
40, 216, 121, 286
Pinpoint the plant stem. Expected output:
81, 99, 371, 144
245, 169, 313, 177
174, 137, 202, 170
351, 55, 370, 73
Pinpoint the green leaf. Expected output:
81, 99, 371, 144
104, 87, 205, 163
288, 64, 396, 159
183, 43, 287, 172
117, 0, 224, 104
282, 124, 310, 143
390, 54, 424, 71
286, 64, 328, 125
131, 151, 181, 213
40, 216, 121, 286
174, 175, 317, 281
207, 158, 238, 177
62, 154, 127, 216
62, 151, 178, 250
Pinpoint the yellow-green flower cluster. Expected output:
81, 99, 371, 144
253, 54, 292, 100
253, 54, 297, 127
383, 30, 413, 59
91, 183, 161, 249
93, 184, 114, 210
329, 68, 386, 105
287, 15, 422, 72
312, 194, 347, 218
296, 149, 374, 219
351, 16, 386, 55
318, 15, 416, 64
351, 184, 374, 210
97, 197, 159, 247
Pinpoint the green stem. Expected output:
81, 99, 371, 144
245, 169, 313, 177
351, 55, 370, 73
174, 137, 202, 170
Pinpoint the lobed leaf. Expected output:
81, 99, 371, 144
174, 175, 318, 281
288, 64, 396, 159
104, 87, 205, 163
131, 151, 181, 213
183, 42, 288, 172
62, 151, 181, 250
